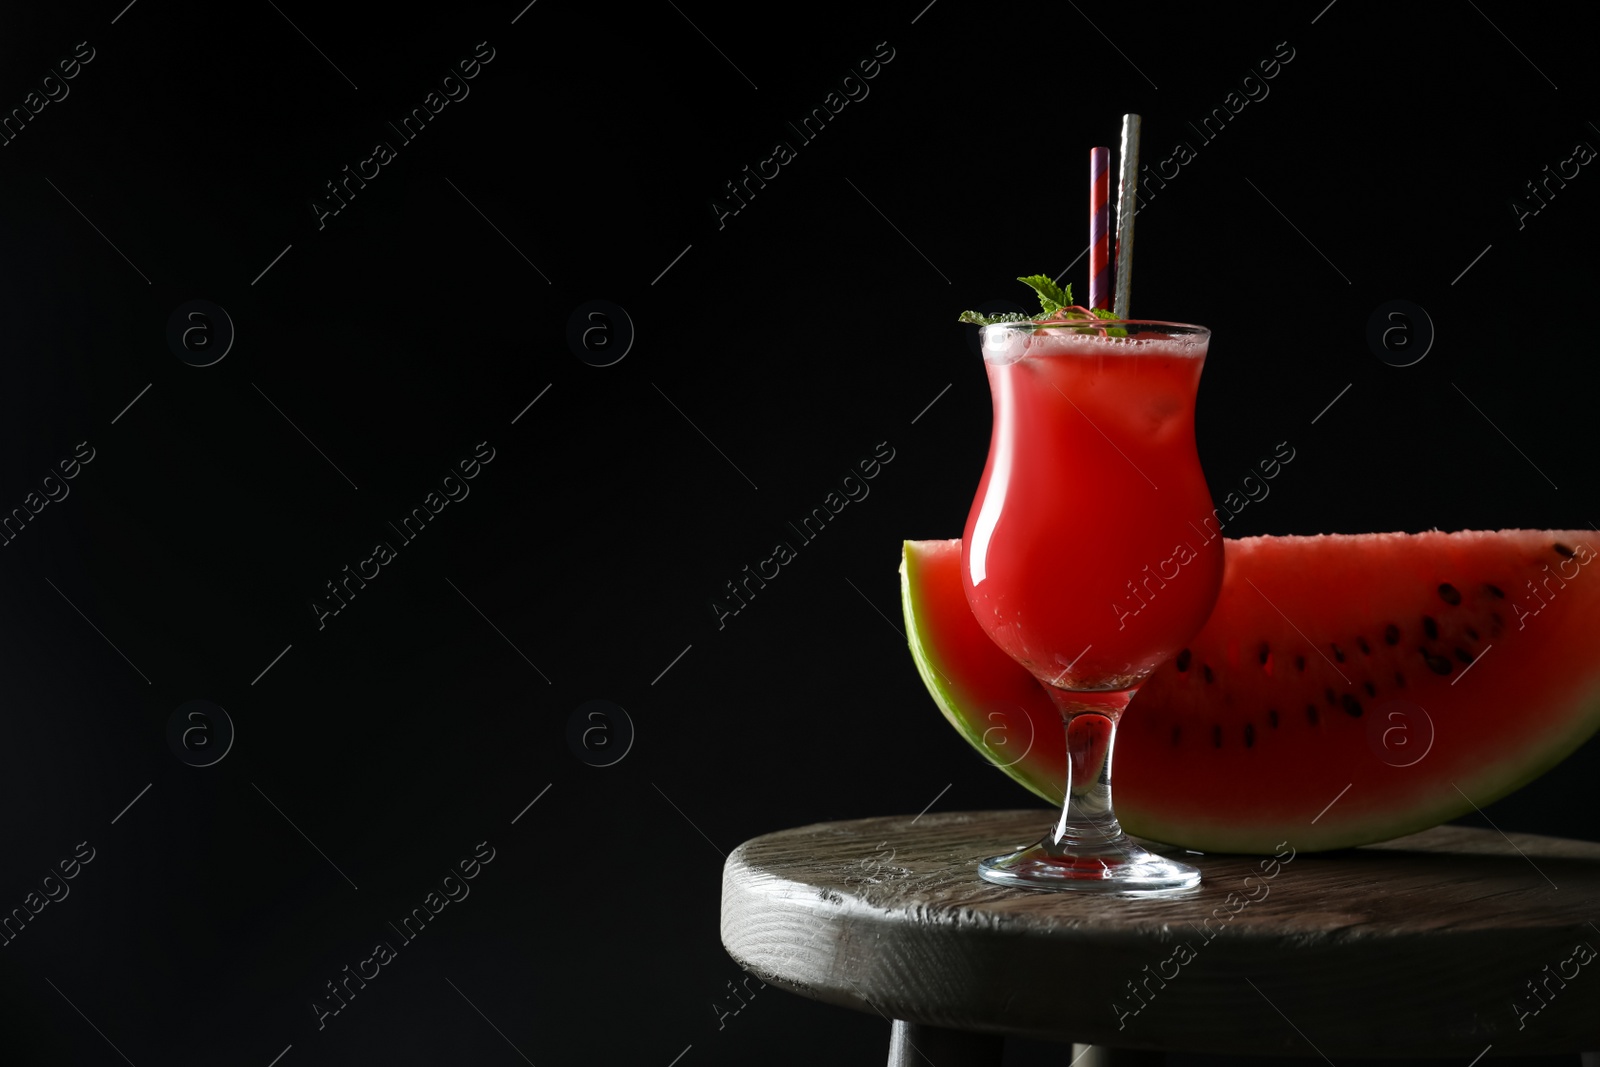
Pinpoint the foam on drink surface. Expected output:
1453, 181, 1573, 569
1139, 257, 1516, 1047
980, 324, 1206, 365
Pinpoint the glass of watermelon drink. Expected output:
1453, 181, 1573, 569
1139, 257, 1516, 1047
963, 317, 1223, 892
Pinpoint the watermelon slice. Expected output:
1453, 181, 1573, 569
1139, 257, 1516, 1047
901, 532, 1600, 853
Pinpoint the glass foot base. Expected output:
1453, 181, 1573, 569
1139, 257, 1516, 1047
978, 835, 1201, 894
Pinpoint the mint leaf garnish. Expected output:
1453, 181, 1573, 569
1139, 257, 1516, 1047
959, 275, 1135, 335
959, 275, 1106, 326
957, 310, 1032, 325
1087, 306, 1129, 336
1017, 275, 1072, 316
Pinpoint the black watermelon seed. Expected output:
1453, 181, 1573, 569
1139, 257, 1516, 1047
1423, 650, 1453, 676
1176, 649, 1192, 672
1438, 582, 1462, 605
1295, 655, 1307, 672
1455, 646, 1474, 664
1212, 725, 1223, 748
1554, 542, 1575, 558
1484, 584, 1505, 598
1244, 723, 1256, 748
1258, 641, 1270, 665
1267, 709, 1279, 728
1466, 626, 1479, 641
1324, 686, 1339, 706
1306, 704, 1319, 725
1423, 615, 1439, 640
1394, 671, 1406, 688
1341, 693, 1363, 718
1330, 643, 1346, 663
1171, 725, 1182, 747
1357, 637, 1372, 655
1202, 664, 1214, 684
1363, 681, 1377, 698
1384, 624, 1401, 646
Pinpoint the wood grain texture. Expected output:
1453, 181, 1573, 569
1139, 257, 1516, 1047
720, 811, 1600, 1057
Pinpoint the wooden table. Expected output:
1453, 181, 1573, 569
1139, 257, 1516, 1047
721, 811, 1600, 1064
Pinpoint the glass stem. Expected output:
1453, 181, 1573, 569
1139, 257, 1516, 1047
1044, 687, 1137, 855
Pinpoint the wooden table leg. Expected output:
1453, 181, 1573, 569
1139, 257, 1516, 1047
1071, 1045, 1166, 1066
887, 1020, 1004, 1066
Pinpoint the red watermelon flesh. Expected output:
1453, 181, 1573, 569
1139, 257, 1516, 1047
901, 532, 1600, 853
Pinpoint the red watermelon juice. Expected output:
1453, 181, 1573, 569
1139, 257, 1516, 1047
962, 321, 1224, 700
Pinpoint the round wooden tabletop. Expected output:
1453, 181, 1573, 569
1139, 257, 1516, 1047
720, 811, 1600, 1058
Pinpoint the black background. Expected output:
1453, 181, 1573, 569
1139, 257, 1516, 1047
0, 1, 1595, 1064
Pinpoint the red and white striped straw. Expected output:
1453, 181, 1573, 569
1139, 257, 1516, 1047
1089, 147, 1112, 310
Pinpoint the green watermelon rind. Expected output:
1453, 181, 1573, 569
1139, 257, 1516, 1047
899, 542, 1061, 807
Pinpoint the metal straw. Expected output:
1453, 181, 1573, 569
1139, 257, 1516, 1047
1112, 113, 1141, 320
